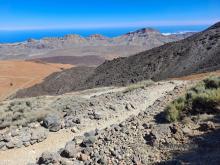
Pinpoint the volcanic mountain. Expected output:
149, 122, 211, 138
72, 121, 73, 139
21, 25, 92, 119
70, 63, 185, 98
0, 28, 194, 61
82, 22, 220, 87
14, 22, 220, 98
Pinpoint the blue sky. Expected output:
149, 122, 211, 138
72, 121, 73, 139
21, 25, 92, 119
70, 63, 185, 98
0, 0, 219, 30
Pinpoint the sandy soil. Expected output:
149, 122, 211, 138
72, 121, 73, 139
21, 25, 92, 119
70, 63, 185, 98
172, 70, 220, 81
0, 60, 73, 101
0, 80, 186, 165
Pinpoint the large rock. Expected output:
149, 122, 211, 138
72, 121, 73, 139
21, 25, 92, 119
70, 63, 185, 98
61, 141, 78, 158
31, 127, 48, 143
38, 151, 61, 164
81, 136, 96, 147
43, 114, 62, 132
6, 137, 23, 149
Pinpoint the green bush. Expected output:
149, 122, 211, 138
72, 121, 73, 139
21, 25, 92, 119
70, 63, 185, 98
165, 104, 180, 122
165, 77, 220, 122
203, 77, 220, 89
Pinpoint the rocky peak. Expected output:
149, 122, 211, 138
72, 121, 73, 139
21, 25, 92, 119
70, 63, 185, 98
207, 21, 220, 31
87, 34, 108, 40
64, 34, 82, 40
126, 28, 161, 36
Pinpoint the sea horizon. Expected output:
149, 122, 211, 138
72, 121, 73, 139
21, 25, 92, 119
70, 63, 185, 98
0, 25, 209, 43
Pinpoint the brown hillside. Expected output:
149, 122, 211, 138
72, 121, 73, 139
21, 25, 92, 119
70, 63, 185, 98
0, 60, 72, 100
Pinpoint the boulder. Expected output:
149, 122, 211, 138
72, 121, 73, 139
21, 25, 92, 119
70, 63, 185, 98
31, 127, 47, 141
81, 136, 96, 147
64, 116, 81, 128
61, 141, 78, 158
38, 152, 61, 164
6, 137, 23, 149
43, 114, 62, 132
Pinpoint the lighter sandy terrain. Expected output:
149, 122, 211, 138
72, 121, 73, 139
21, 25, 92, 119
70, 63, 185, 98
0, 60, 73, 101
0, 80, 186, 165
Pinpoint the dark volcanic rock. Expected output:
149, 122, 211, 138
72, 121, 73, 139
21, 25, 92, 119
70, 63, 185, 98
42, 114, 62, 132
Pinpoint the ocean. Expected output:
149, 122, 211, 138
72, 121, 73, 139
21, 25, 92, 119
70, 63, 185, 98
0, 25, 209, 43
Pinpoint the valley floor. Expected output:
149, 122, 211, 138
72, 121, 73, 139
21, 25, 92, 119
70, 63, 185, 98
0, 60, 72, 101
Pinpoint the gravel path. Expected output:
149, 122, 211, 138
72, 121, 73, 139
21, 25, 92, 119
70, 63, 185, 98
0, 80, 186, 165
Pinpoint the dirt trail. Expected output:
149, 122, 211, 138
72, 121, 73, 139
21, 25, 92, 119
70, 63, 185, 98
0, 80, 186, 165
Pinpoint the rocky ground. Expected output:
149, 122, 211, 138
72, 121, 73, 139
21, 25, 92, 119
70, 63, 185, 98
31, 81, 190, 165
32, 79, 220, 165
0, 80, 186, 165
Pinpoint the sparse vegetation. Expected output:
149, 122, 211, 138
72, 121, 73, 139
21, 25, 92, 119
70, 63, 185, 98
123, 80, 154, 93
0, 99, 59, 128
165, 77, 220, 122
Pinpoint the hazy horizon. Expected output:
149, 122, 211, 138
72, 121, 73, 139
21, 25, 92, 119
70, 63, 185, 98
0, 25, 209, 43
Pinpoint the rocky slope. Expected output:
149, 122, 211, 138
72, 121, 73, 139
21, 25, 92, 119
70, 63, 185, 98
80, 22, 220, 87
0, 28, 194, 60
33, 79, 220, 165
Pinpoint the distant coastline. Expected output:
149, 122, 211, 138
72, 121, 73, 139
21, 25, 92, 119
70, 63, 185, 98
0, 25, 209, 43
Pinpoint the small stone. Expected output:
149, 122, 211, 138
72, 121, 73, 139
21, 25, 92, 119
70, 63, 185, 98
21, 132, 31, 142
73, 136, 84, 145
77, 153, 90, 161
125, 103, 133, 111
30, 140, 37, 145
199, 121, 215, 131
71, 127, 78, 133
182, 127, 192, 135
0, 142, 5, 149
11, 129, 19, 137
93, 112, 102, 120
3, 134, 11, 142
6, 141, 15, 149
23, 141, 31, 147
109, 105, 116, 111
143, 132, 157, 146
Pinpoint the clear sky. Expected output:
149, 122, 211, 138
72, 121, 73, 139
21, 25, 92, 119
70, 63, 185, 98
0, 0, 219, 30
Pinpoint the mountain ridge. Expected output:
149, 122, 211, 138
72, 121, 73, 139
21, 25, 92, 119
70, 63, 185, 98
0, 27, 196, 60
13, 22, 220, 98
